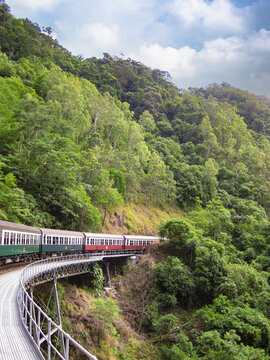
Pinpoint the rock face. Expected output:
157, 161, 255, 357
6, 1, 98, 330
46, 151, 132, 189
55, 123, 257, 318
102, 203, 182, 235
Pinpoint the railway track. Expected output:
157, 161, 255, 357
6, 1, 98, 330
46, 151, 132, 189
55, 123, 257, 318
0, 261, 30, 275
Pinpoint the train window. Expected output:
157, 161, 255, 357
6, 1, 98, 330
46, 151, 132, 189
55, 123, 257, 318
109, 239, 112, 245
105, 239, 108, 245
130, 240, 133, 246
143, 241, 146, 245
101, 239, 104, 245
4, 232, 9, 245
147, 241, 150, 245
10, 232, 15, 245
21, 234, 25, 245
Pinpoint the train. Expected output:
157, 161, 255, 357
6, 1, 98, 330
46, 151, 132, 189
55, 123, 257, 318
0, 220, 162, 265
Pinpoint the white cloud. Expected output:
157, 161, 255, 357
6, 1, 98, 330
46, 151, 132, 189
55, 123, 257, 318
80, 23, 120, 49
7, 0, 65, 12
133, 44, 196, 76
132, 29, 270, 96
199, 36, 244, 62
63, 22, 122, 58
248, 29, 270, 53
171, 0, 244, 33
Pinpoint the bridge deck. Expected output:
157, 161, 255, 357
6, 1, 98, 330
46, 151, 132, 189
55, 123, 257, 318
0, 252, 138, 359
0, 270, 41, 360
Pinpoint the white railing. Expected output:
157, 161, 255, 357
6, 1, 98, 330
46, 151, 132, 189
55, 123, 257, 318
17, 253, 105, 360
17, 251, 140, 359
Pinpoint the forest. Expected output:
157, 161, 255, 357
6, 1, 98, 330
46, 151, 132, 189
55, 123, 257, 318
1, 1, 270, 358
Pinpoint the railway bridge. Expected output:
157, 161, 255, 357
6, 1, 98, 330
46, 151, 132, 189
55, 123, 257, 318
0, 251, 140, 360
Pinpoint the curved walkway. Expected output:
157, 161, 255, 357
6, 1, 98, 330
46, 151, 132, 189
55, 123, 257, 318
0, 251, 140, 359
0, 269, 41, 360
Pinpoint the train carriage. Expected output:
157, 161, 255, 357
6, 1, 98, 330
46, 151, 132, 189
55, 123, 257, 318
0, 220, 41, 263
40, 228, 84, 254
84, 233, 124, 251
0, 220, 164, 264
124, 235, 159, 250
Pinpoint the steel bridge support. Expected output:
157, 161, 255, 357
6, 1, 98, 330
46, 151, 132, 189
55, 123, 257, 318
53, 278, 66, 358
105, 262, 112, 288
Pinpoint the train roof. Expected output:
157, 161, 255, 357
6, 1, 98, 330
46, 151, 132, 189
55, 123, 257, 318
83, 233, 124, 239
124, 235, 159, 240
0, 220, 41, 234
40, 228, 83, 237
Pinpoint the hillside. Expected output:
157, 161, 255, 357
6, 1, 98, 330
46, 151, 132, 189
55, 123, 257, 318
2, 3, 270, 358
1, 1, 270, 232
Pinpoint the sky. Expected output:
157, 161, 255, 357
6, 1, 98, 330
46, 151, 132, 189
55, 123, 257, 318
5, 0, 270, 97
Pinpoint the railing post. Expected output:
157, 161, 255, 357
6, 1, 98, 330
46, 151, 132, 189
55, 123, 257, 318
47, 321, 51, 360
29, 288, 33, 336
65, 336, 69, 360
24, 293, 28, 326
36, 308, 41, 348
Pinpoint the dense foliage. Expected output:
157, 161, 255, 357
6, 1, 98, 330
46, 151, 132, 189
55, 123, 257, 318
2, 2, 270, 357
139, 214, 270, 359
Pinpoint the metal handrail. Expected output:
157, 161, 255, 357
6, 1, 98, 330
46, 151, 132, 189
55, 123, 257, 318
17, 250, 141, 360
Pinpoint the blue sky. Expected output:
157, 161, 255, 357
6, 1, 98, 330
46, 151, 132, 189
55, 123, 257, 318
6, 0, 270, 97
